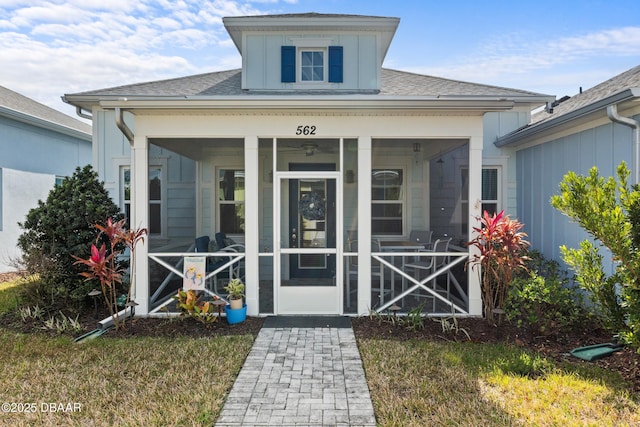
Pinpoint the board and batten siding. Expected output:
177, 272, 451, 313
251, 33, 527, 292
516, 115, 638, 275
94, 110, 196, 243
243, 33, 378, 90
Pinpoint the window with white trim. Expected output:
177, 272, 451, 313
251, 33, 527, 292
121, 166, 163, 235
218, 169, 245, 234
300, 49, 325, 82
371, 168, 404, 235
461, 167, 500, 233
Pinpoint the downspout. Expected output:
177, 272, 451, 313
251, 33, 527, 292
115, 107, 134, 144
607, 104, 640, 184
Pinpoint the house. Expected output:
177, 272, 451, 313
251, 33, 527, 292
62, 13, 554, 317
496, 65, 640, 273
0, 86, 92, 272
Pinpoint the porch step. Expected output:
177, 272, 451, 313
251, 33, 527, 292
262, 316, 352, 328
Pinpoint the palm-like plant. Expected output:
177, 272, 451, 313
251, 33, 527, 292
467, 210, 529, 324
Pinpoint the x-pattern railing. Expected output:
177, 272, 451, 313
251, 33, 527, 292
372, 251, 469, 314
148, 251, 245, 313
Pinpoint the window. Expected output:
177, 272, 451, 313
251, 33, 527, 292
301, 50, 324, 81
371, 169, 404, 235
281, 45, 343, 83
121, 166, 163, 235
461, 167, 500, 233
55, 176, 65, 186
218, 169, 245, 234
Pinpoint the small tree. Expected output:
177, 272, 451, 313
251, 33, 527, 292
466, 210, 530, 325
17, 165, 123, 308
551, 162, 640, 350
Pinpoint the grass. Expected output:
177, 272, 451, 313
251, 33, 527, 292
0, 275, 30, 315
358, 339, 640, 426
0, 331, 254, 426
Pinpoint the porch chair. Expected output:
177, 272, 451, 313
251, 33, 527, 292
346, 239, 389, 308
402, 237, 452, 309
409, 230, 433, 250
212, 244, 245, 296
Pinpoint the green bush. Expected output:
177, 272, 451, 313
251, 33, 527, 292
506, 251, 585, 335
16, 165, 123, 309
551, 162, 640, 350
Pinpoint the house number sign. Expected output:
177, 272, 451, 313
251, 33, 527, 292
295, 125, 317, 135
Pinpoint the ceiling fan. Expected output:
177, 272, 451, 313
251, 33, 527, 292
300, 142, 318, 156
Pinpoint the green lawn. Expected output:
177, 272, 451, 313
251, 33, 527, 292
358, 338, 639, 426
1, 278, 638, 426
0, 332, 254, 426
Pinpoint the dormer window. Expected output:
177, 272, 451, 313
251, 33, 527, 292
281, 45, 343, 84
301, 50, 324, 82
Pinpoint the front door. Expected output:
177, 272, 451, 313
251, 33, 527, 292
289, 163, 336, 280
276, 163, 341, 314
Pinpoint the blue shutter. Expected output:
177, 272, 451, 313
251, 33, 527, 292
281, 46, 296, 83
328, 46, 343, 83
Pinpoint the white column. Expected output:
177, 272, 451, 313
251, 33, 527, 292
244, 136, 259, 316
357, 136, 372, 315
467, 135, 483, 317
131, 134, 149, 315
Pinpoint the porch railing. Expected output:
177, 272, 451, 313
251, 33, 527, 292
372, 248, 469, 315
147, 250, 245, 314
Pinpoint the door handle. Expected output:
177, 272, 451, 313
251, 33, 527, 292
291, 228, 297, 243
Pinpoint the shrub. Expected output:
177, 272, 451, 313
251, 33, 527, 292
551, 162, 640, 350
506, 252, 585, 335
16, 165, 122, 309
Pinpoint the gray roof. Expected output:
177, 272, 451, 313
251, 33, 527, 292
532, 64, 640, 124
66, 68, 548, 99
0, 85, 91, 135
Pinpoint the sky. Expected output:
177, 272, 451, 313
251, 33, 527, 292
1, 0, 639, 120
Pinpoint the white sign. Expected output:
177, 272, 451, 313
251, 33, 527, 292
183, 256, 206, 290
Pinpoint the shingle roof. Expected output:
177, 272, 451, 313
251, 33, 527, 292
0, 85, 91, 135
67, 68, 547, 99
532, 64, 640, 124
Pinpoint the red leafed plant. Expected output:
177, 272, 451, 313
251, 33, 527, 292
466, 210, 529, 324
73, 218, 147, 330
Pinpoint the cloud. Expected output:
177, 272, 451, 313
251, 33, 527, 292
411, 27, 640, 91
0, 0, 273, 114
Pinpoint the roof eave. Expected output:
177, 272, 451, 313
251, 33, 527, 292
86, 95, 521, 112
495, 88, 640, 148
0, 105, 91, 141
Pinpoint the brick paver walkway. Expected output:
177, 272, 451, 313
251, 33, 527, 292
215, 318, 376, 426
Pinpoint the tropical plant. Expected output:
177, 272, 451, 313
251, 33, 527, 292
73, 218, 147, 330
17, 165, 122, 308
173, 289, 218, 324
224, 278, 245, 301
466, 210, 530, 325
551, 162, 640, 350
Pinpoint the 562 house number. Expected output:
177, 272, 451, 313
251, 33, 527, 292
295, 125, 316, 135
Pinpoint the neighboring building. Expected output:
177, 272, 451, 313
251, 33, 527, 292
496, 65, 640, 274
63, 13, 554, 317
0, 86, 92, 272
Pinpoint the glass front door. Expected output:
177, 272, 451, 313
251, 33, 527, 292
276, 164, 341, 314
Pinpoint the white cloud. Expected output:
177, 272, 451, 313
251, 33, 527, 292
410, 26, 640, 96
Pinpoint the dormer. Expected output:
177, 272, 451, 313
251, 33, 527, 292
223, 13, 399, 92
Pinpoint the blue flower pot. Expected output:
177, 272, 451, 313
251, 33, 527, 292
224, 303, 247, 325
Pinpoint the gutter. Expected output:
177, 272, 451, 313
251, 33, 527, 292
495, 88, 640, 148
607, 103, 640, 184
